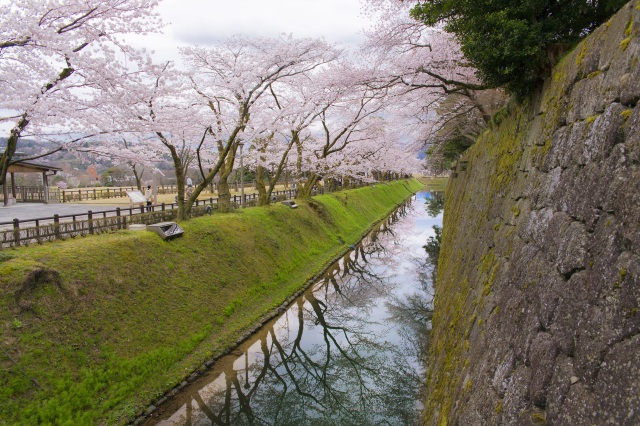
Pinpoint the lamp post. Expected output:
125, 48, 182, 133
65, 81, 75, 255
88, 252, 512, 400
238, 142, 245, 208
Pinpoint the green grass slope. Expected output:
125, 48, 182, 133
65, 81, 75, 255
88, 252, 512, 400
0, 179, 422, 425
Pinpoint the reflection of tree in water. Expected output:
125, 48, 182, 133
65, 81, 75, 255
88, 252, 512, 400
422, 225, 441, 286
156, 201, 427, 426
424, 191, 444, 218
386, 193, 438, 377
385, 256, 434, 365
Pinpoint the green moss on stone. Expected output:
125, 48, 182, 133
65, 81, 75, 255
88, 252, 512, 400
576, 43, 588, 67
625, 18, 633, 36
620, 269, 628, 280
620, 37, 631, 50
532, 412, 547, 424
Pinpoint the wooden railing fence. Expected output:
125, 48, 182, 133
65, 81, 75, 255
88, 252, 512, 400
0, 186, 62, 203
58, 181, 274, 202
0, 189, 297, 248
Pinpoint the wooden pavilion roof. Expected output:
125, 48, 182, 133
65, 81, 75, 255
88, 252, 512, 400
7, 161, 62, 174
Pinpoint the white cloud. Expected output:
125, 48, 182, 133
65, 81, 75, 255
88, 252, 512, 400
159, 0, 369, 46
126, 0, 372, 65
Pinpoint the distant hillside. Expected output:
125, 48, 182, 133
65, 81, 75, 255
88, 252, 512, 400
1, 138, 175, 186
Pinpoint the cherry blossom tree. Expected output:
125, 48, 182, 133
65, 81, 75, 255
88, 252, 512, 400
104, 34, 341, 219
300, 120, 421, 187
0, 0, 162, 194
99, 61, 217, 219
250, 73, 335, 205
293, 63, 390, 198
180, 34, 340, 213
360, 0, 506, 168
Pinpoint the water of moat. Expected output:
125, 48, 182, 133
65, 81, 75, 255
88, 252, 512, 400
148, 191, 444, 426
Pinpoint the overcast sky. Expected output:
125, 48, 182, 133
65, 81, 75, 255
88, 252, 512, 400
135, 0, 372, 62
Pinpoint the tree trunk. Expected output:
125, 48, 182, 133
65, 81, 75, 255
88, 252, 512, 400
0, 115, 28, 194
298, 172, 319, 199
215, 147, 237, 213
326, 177, 339, 192
256, 165, 268, 206
265, 134, 294, 202
132, 164, 144, 191
183, 129, 242, 217
217, 176, 231, 212
294, 137, 304, 198
169, 147, 187, 221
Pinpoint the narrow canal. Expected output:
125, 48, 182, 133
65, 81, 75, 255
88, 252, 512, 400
147, 191, 444, 426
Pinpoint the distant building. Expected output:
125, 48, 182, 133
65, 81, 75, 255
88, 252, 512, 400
87, 164, 98, 180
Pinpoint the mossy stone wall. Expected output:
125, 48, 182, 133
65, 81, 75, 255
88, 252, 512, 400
425, 2, 640, 424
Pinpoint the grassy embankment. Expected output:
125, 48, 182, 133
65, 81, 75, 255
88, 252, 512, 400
0, 179, 423, 425
415, 176, 448, 192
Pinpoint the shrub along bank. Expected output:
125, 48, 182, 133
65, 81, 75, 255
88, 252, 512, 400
0, 179, 422, 425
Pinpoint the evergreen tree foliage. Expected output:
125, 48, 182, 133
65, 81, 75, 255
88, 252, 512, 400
423, 225, 442, 281
410, 0, 628, 97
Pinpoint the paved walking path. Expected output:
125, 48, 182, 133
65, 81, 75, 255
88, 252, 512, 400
0, 203, 123, 224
